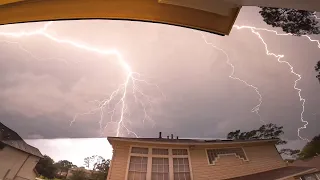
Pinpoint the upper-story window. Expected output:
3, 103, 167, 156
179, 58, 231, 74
128, 147, 148, 180
206, 147, 248, 165
127, 147, 192, 180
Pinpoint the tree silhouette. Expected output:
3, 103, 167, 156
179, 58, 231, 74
55, 160, 76, 178
299, 134, 320, 159
315, 61, 320, 83
69, 170, 88, 180
226, 123, 301, 156
92, 158, 110, 180
259, 8, 320, 83
35, 155, 57, 179
227, 123, 287, 145
259, 7, 320, 36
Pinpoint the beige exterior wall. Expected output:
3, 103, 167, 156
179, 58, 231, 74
190, 143, 286, 179
107, 143, 131, 180
0, 145, 39, 180
15, 155, 39, 180
108, 140, 286, 180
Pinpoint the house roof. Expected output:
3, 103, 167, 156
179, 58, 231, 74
107, 136, 279, 146
227, 166, 317, 180
290, 156, 320, 170
0, 122, 43, 158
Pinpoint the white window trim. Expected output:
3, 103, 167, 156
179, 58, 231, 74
205, 147, 249, 165
125, 146, 193, 180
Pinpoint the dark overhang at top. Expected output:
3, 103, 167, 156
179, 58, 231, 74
0, 0, 241, 36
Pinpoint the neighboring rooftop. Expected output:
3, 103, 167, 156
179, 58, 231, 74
290, 156, 320, 171
0, 122, 43, 158
228, 166, 317, 180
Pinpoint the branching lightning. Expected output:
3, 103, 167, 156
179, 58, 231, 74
0, 22, 163, 137
232, 24, 320, 142
1, 18, 319, 141
197, 32, 265, 124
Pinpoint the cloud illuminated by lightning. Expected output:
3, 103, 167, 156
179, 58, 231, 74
197, 31, 265, 125
0, 22, 164, 137
232, 24, 320, 142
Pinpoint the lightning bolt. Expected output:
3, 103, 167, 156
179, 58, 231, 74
232, 24, 320, 142
0, 22, 163, 137
197, 31, 265, 124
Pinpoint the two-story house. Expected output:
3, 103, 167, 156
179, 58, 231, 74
106, 133, 319, 180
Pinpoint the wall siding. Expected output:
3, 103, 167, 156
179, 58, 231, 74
0, 146, 39, 180
16, 155, 39, 180
107, 143, 131, 180
190, 144, 286, 180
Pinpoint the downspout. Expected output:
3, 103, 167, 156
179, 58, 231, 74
14, 154, 30, 179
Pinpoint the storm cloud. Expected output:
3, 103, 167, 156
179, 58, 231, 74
0, 7, 319, 164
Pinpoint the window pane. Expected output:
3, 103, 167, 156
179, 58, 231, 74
131, 147, 148, 154
172, 149, 188, 155
152, 158, 169, 180
128, 156, 147, 180
174, 172, 190, 180
173, 158, 190, 180
152, 148, 169, 155
152, 173, 169, 180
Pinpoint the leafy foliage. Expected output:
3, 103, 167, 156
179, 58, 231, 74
55, 160, 76, 178
35, 155, 58, 179
84, 155, 97, 169
279, 148, 301, 159
315, 61, 320, 83
259, 7, 320, 36
69, 170, 88, 180
299, 134, 320, 159
227, 123, 287, 145
92, 158, 110, 180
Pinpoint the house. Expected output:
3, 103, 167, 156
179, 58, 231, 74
0, 122, 43, 180
106, 133, 319, 180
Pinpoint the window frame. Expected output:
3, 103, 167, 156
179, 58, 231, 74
125, 146, 193, 180
205, 147, 249, 165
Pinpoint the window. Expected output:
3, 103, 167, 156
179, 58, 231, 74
153, 148, 169, 155
172, 149, 188, 155
206, 148, 247, 164
173, 158, 191, 180
152, 158, 169, 180
132, 147, 149, 154
127, 147, 192, 180
128, 156, 148, 180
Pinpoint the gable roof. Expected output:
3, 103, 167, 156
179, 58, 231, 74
107, 136, 279, 146
0, 122, 43, 158
227, 166, 317, 180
